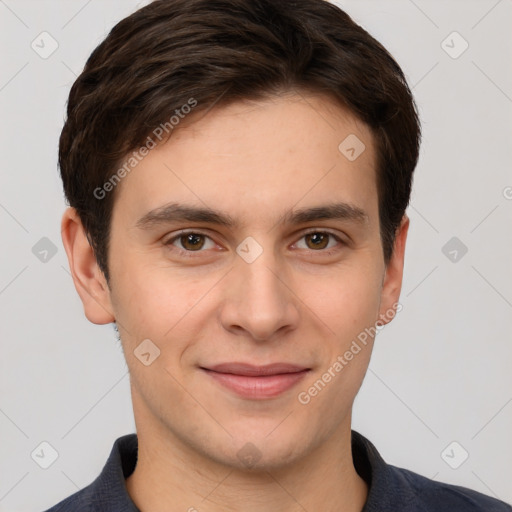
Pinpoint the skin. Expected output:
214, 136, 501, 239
61, 91, 409, 512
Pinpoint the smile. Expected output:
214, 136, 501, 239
200, 362, 311, 400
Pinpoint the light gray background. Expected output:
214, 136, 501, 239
1, 0, 511, 510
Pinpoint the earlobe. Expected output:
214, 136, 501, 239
61, 207, 115, 325
377, 214, 409, 327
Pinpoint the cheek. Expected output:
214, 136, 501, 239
109, 261, 176, 343
297, 268, 381, 415
299, 260, 383, 339
109, 257, 221, 357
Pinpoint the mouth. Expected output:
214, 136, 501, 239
200, 362, 311, 400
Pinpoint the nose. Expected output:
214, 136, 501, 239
219, 246, 301, 342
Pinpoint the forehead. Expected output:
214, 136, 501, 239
112, 92, 378, 229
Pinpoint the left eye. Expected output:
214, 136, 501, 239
295, 231, 342, 251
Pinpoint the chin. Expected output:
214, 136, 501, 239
228, 442, 306, 473
236, 432, 310, 471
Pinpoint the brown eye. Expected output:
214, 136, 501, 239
304, 232, 330, 250
165, 231, 216, 255
295, 230, 345, 254
179, 233, 206, 251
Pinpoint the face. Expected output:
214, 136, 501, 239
64, 92, 408, 471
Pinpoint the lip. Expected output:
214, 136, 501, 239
200, 362, 310, 400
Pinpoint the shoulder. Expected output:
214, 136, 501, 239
388, 464, 512, 512
41, 434, 139, 512
41, 470, 136, 512
42, 485, 95, 512
351, 430, 511, 512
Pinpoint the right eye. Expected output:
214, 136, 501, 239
164, 230, 218, 257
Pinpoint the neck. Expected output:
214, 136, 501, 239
126, 416, 368, 512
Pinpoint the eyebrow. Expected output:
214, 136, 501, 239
134, 201, 369, 230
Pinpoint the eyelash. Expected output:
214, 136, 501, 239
163, 229, 346, 259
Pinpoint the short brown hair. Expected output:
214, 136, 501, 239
59, 0, 421, 284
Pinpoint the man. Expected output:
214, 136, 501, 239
47, 0, 512, 510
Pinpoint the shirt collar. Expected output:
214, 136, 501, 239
89, 430, 399, 511
351, 430, 410, 511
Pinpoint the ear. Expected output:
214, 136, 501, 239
376, 214, 409, 326
61, 207, 115, 325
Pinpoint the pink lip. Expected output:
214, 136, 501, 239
201, 362, 310, 399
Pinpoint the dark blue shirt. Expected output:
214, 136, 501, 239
43, 430, 512, 511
